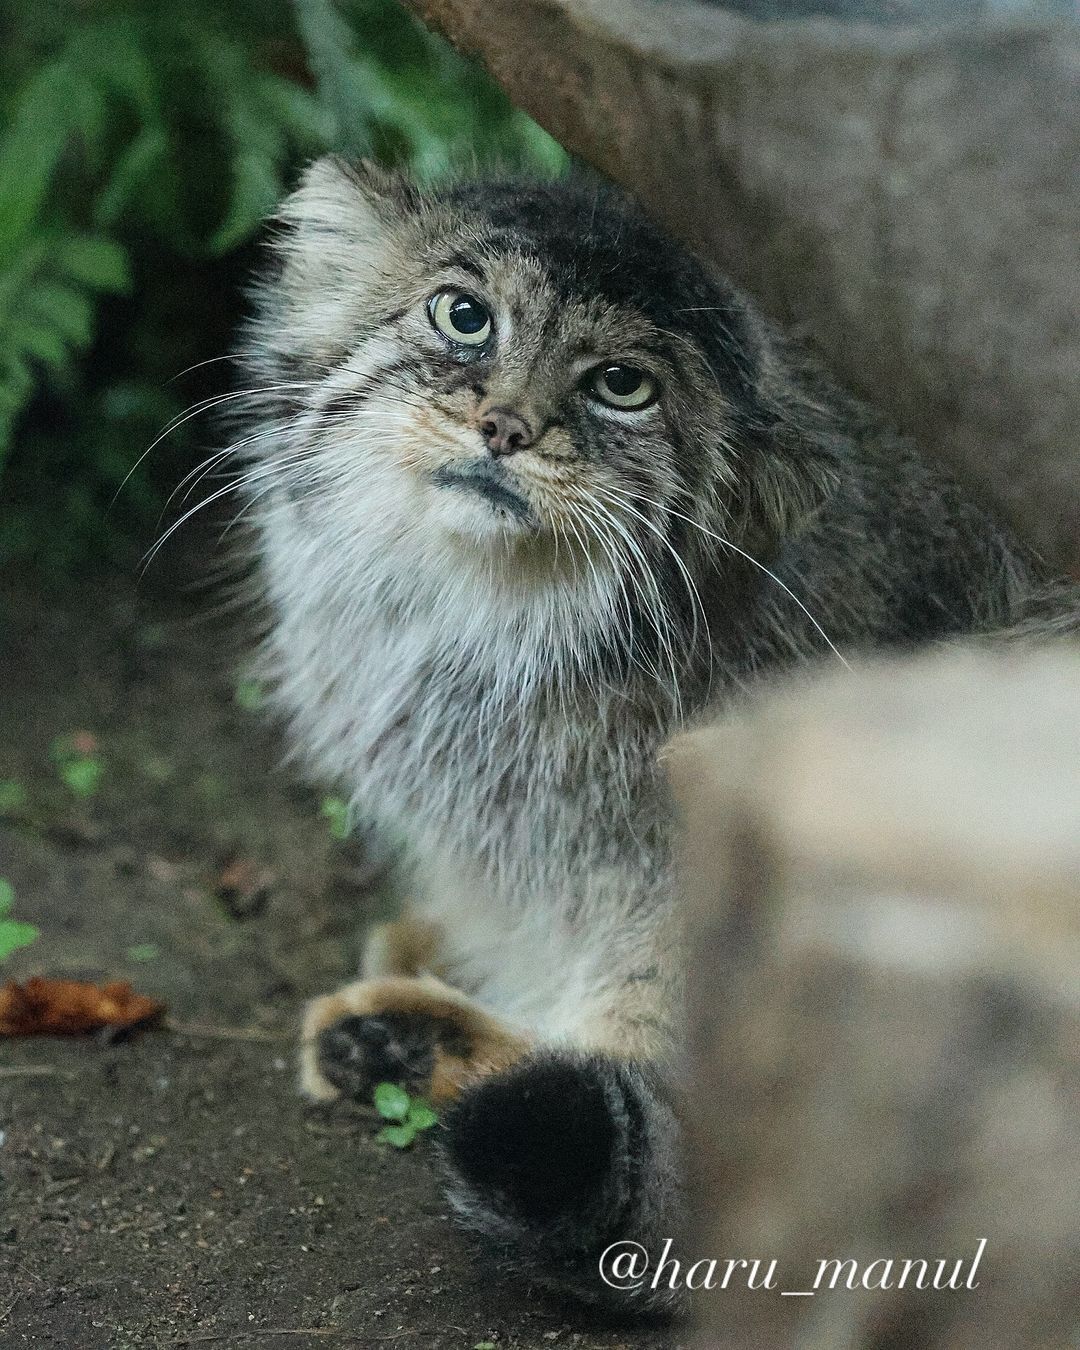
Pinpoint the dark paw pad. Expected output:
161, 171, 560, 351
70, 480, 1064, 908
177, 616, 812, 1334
316, 1011, 436, 1099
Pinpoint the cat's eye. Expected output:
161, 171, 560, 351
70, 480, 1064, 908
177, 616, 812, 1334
589, 363, 657, 410
429, 291, 492, 346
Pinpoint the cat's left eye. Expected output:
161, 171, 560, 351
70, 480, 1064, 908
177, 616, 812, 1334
589, 363, 657, 410
429, 291, 492, 346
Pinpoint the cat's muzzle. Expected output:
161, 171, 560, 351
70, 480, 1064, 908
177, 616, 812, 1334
431, 460, 537, 528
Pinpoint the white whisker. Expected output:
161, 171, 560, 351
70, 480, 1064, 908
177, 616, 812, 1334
604, 486, 850, 670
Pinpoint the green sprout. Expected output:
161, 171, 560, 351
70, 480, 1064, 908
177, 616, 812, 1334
126, 942, 160, 963
0, 879, 39, 962
234, 679, 264, 712
61, 758, 103, 796
0, 780, 28, 813
49, 734, 104, 798
320, 795, 351, 841
373, 1081, 438, 1148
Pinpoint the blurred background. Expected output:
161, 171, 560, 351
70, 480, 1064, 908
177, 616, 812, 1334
1, 0, 564, 579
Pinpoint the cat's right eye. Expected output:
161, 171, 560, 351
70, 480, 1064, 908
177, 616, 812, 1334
587, 363, 658, 411
428, 291, 492, 347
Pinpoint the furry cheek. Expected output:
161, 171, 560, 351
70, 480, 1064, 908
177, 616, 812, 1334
397, 405, 458, 476
530, 425, 577, 463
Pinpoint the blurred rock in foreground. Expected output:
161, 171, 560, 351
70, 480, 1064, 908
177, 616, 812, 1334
669, 645, 1080, 1349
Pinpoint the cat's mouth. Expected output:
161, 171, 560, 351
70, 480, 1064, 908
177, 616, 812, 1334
431, 461, 537, 529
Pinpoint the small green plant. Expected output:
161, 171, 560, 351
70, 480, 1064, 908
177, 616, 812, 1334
234, 678, 264, 712
0, 779, 28, 813
320, 795, 350, 841
126, 942, 160, 963
49, 733, 105, 798
0, 879, 39, 961
373, 1081, 438, 1148
61, 758, 103, 797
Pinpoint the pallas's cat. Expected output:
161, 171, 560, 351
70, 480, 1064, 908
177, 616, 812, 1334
238, 159, 1035, 1308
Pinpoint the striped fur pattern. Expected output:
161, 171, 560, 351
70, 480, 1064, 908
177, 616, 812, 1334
236, 159, 1038, 1311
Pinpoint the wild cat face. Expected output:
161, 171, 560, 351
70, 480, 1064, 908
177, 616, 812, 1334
244, 160, 841, 675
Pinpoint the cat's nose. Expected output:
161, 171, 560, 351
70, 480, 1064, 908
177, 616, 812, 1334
479, 407, 533, 457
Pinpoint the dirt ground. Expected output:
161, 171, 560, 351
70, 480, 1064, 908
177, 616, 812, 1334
0, 559, 683, 1350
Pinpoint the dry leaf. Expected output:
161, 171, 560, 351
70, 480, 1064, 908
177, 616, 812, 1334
0, 977, 164, 1036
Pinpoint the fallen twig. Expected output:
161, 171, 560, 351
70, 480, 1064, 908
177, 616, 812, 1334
165, 1019, 288, 1044
0, 1065, 71, 1078
167, 1330, 403, 1345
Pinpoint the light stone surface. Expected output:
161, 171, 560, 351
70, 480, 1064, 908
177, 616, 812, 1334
668, 646, 1080, 1348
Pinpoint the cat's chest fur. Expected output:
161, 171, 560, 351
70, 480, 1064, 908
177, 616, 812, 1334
256, 498, 673, 907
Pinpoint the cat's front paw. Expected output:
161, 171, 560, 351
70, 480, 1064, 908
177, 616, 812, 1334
314, 1010, 438, 1101
298, 975, 530, 1105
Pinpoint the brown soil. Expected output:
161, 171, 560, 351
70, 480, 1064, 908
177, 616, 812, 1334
0, 562, 681, 1350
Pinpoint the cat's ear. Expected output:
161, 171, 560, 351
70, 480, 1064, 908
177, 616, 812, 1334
278, 156, 419, 244
728, 375, 846, 556
692, 289, 844, 554
734, 420, 844, 554
257, 157, 419, 370
274, 156, 418, 279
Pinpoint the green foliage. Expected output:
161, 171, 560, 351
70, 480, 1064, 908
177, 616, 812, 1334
234, 678, 265, 712
374, 1080, 411, 1120
126, 942, 160, 962
0, 879, 40, 961
0, 780, 29, 813
50, 733, 105, 798
373, 1080, 439, 1147
320, 794, 351, 840
0, 0, 566, 573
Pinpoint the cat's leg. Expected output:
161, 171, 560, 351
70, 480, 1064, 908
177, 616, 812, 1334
359, 915, 443, 979
438, 913, 686, 1313
298, 917, 531, 1104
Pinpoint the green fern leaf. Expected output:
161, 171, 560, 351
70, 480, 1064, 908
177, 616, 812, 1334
0, 59, 74, 255
209, 150, 281, 255
25, 283, 95, 348
293, 0, 372, 155
257, 76, 336, 149
11, 322, 69, 373
94, 127, 168, 229
59, 237, 132, 293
